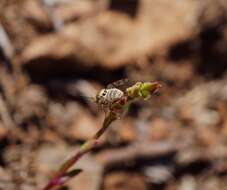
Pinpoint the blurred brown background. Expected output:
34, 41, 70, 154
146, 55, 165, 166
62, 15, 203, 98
0, 0, 227, 189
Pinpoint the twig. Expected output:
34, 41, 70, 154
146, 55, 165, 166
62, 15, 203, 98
96, 141, 177, 167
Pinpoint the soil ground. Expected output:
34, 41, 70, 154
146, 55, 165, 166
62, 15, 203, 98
0, 0, 227, 190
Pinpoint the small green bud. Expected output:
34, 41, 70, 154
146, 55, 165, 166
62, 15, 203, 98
127, 81, 161, 100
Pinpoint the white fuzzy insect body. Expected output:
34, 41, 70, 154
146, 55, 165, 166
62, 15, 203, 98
96, 88, 124, 105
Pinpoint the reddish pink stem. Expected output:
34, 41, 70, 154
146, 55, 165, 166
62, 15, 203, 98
42, 112, 117, 190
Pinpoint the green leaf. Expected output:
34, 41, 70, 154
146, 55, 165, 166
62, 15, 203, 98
64, 169, 83, 178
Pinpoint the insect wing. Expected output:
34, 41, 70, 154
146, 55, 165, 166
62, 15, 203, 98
107, 79, 132, 92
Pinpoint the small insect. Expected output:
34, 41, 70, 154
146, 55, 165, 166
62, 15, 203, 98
95, 79, 131, 109
72, 78, 161, 116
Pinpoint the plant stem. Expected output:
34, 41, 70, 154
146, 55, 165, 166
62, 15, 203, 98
42, 111, 117, 190
42, 81, 161, 190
